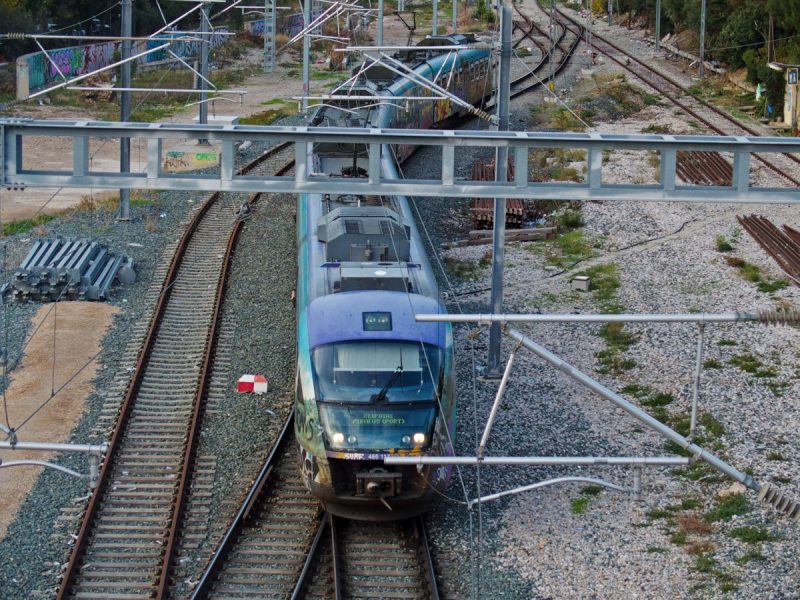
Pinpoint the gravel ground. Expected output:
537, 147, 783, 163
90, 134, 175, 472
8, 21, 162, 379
404, 4, 800, 598
169, 188, 299, 596
0, 134, 296, 597
0, 190, 196, 597
2, 6, 799, 599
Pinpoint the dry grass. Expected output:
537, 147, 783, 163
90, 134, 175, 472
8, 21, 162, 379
678, 513, 713, 535
685, 540, 716, 555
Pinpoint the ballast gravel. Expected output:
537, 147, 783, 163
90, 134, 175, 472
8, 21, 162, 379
1, 9, 799, 600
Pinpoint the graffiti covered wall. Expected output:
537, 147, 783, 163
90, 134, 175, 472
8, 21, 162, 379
24, 43, 115, 91
17, 28, 230, 97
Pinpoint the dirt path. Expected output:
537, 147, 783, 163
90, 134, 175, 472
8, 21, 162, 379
0, 302, 118, 539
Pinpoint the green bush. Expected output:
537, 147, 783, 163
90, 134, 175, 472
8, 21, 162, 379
729, 525, 774, 544
705, 494, 751, 522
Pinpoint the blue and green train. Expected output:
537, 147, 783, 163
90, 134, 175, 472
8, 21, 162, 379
295, 34, 493, 520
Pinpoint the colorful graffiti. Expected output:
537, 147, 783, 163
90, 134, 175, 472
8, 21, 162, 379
248, 20, 273, 36
22, 28, 229, 93
26, 43, 115, 90
284, 9, 324, 37
137, 28, 229, 64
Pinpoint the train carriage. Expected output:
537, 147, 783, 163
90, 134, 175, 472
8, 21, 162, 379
295, 35, 492, 519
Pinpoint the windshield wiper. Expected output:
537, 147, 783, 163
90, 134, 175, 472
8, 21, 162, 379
371, 367, 403, 403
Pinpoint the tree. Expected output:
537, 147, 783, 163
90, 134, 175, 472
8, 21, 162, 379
713, 0, 766, 68
0, 0, 35, 58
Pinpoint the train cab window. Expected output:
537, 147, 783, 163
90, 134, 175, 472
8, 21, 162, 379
311, 340, 443, 403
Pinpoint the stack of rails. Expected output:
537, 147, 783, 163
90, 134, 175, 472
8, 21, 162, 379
470, 158, 525, 230
737, 215, 800, 284
676, 151, 733, 186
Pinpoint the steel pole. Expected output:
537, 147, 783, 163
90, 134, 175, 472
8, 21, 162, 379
452, 0, 457, 33
505, 327, 759, 490
655, 0, 661, 51
432, 0, 438, 35
199, 3, 210, 143
118, 0, 132, 220
607, 0, 612, 25
378, 0, 384, 46
699, 0, 706, 78
303, 0, 310, 113
487, 2, 512, 376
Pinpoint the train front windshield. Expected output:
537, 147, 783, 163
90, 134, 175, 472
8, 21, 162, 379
311, 340, 442, 403
312, 340, 443, 451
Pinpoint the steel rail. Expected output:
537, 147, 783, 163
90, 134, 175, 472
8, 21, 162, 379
737, 215, 800, 284
56, 141, 295, 599
190, 410, 299, 598
156, 183, 242, 598
326, 516, 440, 599
416, 516, 441, 600
330, 515, 344, 600
508, 10, 568, 97
548, 3, 800, 187
56, 161, 225, 600
290, 515, 329, 600
485, 4, 582, 107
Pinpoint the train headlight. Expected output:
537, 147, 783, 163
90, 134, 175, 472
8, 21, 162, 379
401, 435, 411, 445
332, 432, 345, 445
412, 432, 426, 445
347, 434, 358, 445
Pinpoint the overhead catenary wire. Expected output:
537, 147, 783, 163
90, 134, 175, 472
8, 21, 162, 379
13, 347, 103, 435
44, 2, 123, 36
2, 203, 11, 437
390, 144, 488, 599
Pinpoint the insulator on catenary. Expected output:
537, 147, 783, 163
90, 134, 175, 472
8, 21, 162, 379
4, 33, 26, 40
757, 484, 800, 522
756, 307, 800, 326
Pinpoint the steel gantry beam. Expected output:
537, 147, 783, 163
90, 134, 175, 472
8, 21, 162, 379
3, 119, 800, 203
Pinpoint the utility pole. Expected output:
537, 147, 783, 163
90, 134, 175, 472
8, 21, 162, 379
303, 0, 310, 112
607, 0, 612, 26
487, 1, 511, 377
655, 0, 661, 51
432, 0, 438, 35
584, 0, 593, 67
549, 0, 556, 84
378, 0, 383, 46
119, 0, 132, 220
198, 2, 210, 143
699, 0, 706, 77
264, 0, 276, 72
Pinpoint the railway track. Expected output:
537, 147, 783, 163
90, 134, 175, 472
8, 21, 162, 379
189, 411, 323, 599
483, 4, 582, 112
473, 4, 583, 230
544, 2, 800, 187
56, 142, 294, 600
295, 515, 439, 599
510, 3, 582, 99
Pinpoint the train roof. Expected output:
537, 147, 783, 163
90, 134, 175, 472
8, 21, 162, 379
306, 291, 447, 349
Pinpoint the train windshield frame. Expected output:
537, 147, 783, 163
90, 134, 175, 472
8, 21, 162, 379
311, 340, 443, 403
